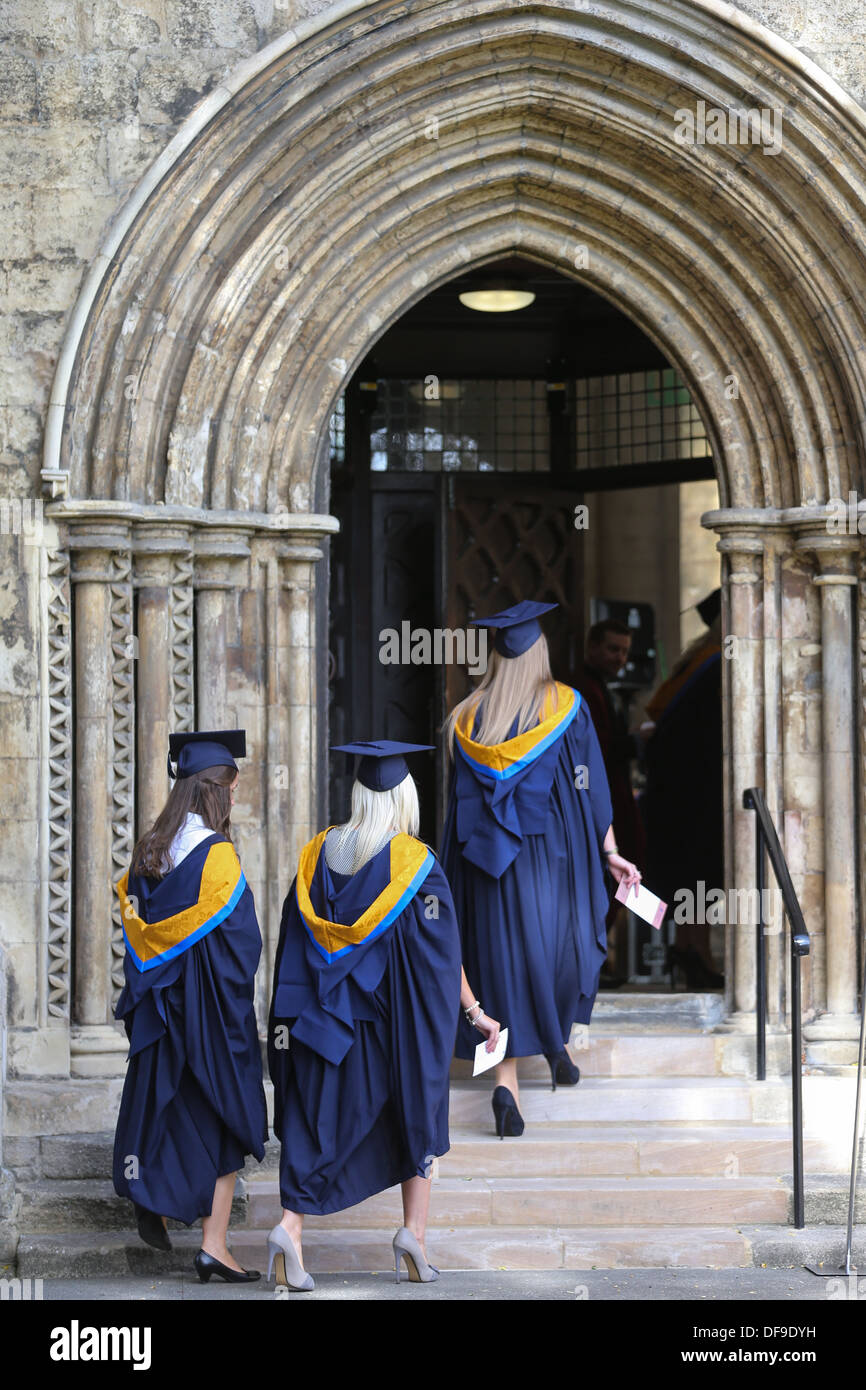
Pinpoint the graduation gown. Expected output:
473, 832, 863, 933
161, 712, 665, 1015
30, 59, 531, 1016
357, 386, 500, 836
112, 833, 268, 1224
268, 831, 462, 1215
441, 682, 613, 1059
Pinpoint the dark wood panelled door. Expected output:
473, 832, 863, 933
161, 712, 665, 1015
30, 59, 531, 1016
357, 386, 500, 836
444, 476, 585, 712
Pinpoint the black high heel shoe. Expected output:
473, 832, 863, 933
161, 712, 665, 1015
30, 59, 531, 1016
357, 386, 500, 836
544, 1048, 580, 1092
194, 1249, 261, 1284
491, 1085, 525, 1139
133, 1201, 172, 1252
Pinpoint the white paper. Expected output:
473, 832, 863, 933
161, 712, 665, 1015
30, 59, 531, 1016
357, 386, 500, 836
615, 878, 668, 929
473, 1026, 509, 1076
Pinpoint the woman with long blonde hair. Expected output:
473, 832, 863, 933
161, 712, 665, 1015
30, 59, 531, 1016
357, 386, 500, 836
267, 740, 499, 1289
442, 602, 640, 1136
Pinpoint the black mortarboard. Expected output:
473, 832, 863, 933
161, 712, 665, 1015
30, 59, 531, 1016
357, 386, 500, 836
695, 588, 722, 627
469, 599, 558, 658
331, 740, 435, 792
167, 729, 247, 780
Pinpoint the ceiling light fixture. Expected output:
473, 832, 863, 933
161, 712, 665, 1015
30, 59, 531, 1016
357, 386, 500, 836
458, 279, 536, 312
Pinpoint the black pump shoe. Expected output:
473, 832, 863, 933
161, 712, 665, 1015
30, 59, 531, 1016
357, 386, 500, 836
491, 1085, 525, 1139
194, 1249, 261, 1284
133, 1201, 172, 1252
544, 1048, 581, 1091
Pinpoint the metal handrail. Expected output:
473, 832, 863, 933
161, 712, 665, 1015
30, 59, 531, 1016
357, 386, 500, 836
743, 787, 811, 1229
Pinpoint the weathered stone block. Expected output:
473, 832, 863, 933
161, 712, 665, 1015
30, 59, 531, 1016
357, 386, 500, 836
85, 0, 164, 50
8, 1027, 69, 1079
0, 876, 38, 949
0, 56, 39, 121
5, 1079, 125, 1136
3, 255, 87, 318
105, 122, 172, 188
0, 755, 39, 821
0, 694, 36, 760
0, 574, 38, 696
41, 1131, 114, 1179
36, 54, 139, 123
0, 0, 83, 54
165, 0, 258, 50
0, 817, 40, 884
3, 1136, 40, 1179
0, 185, 34, 258
4, 943, 38, 1027
0, 122, 108, 190
137, 51, 227, 125
30, 187, 118, 261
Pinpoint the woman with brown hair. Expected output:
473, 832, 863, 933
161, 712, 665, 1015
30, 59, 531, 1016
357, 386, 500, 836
113, 730, 267, 1284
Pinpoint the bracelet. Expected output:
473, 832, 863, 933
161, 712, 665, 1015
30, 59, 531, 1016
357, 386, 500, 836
604, 847, 619, 856
464, 1000, 482, 1022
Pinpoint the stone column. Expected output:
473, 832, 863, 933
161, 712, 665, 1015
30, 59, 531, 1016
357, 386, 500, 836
68, 522, 131, 1076
132, 524, 193, 833
194, 531, 251, 729
714, 525, 765, 1016
281, 543, 322, 866
797, 532, 859, 1048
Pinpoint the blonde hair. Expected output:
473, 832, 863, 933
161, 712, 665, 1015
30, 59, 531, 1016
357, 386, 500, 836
332, 774, 420, 872
444, 635, 559, 755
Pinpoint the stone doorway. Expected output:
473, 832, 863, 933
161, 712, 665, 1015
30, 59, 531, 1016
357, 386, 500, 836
23, 0, 866, 1103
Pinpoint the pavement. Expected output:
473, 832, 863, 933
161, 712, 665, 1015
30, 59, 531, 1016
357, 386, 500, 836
33, 1266, 861, 1300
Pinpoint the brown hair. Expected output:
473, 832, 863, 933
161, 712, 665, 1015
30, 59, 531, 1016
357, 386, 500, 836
587, 618, 631, 646
130, 764, 236, 880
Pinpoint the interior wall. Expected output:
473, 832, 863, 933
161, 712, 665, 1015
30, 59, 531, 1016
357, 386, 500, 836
582, 483, 680, 689
580, 478, 720, 716
679, 478, 722, 649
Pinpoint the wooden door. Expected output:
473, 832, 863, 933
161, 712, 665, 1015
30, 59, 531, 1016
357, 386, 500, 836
444, 475, 585, 711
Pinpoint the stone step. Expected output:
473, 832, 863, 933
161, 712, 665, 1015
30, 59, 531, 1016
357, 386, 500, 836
802, 1175, 866, 1225
243, 1174, 789, 1229
15, 1179, 247, 1234
248, 1125, 848, 1182
15, 1231, 203, 1279
17, 1221, 866, 1277
451, 1033, 794, 1080
229, 1224, 754, 1272
590, 992, 727, 1028
437, 1125, 849, 1177
448, 1075, 856, 1128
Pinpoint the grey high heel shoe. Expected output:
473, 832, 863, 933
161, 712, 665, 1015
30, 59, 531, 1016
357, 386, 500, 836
393, 1226, 440, 1283
266, 1223, 315, 1291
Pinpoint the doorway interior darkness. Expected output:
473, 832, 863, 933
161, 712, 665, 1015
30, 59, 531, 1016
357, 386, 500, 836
327, 256, 715, 843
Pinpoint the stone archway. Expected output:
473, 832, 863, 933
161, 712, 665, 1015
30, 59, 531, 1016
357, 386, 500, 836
42, 0, 866, 1075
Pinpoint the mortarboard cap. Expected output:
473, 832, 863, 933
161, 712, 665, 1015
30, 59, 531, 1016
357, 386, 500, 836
469, 599, 558, 658
695, 588, 722, 627
167, 729, 247, 781
331, 740, 434, 792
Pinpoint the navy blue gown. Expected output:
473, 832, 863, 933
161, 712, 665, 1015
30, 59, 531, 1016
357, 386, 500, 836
268, 831, 462, 1215
441, 683, 613, 1059
112, 833, 268, 1224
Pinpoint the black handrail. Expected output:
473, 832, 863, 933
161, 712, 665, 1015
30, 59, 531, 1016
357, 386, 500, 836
743, 787, 811, 1229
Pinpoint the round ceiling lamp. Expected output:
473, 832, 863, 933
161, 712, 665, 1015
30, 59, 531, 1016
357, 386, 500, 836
458, 279, 536, 312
